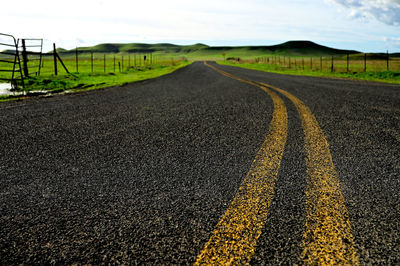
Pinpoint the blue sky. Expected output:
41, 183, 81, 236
1, 0, 400, 52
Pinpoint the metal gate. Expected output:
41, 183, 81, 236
20, 38, 43, 77
0, 33, 24, 89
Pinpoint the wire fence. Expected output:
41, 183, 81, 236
0, 39, 186, 83
249, 54, 400, 73
35, 47, 184, 77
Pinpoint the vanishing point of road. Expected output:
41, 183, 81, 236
1, 62, 399, 264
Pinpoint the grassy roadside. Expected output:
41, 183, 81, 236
0, 61, 191, 102
218, 61, 400, 85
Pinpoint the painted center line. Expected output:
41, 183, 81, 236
195, 62, 288, 264
198, 62, 359, 265
257, 81, 359, 265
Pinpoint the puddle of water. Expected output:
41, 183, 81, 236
0, 83, 49, 97
0, 83, 13, 95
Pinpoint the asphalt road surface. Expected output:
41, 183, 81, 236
1, 61, 399, 264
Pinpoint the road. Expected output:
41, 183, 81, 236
1, 61, 399, 264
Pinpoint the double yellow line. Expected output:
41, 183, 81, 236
196, 62, 359, 265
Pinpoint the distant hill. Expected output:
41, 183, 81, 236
58, 43, 209, 54
57, 40, 361, 56
202, 41, 360, 56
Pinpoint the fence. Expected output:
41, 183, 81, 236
32, 48, 165, 76
0, 34, 169, 86
47, 50, 157, 75
0, 33, 24, 89
251, 53, 400, 73
20, 38, 43, 77
0, 35, 71, 88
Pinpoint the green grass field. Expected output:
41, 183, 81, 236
218, 57, 400, 84
0, 53, 190, 101
1, 40, 399, 101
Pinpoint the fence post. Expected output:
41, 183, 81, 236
118, 62, 121, 72
21, 39, 29, 77
288, 57, 291, 69
53, 43, 58, 76
91, 52, 94, 72
320, 56, 322, 71
55, 52, 70, 74
104, 54, 106, 73
331, 56, 334, 72
75, 47, 78, 73
347, 54, 349, 72
114, 55, 116, 72
364, 53, 367, 72
387, 50, 389, 71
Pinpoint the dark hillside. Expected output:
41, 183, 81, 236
57, 40, 362, 56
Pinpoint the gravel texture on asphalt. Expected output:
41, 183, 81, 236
1, 61, 399, 264
213, 62, 400, 265
0, 62, 273, 264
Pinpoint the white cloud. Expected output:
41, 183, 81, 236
328, 0, 400, 25
1, 0, 399, 52
384, 36, 400, 47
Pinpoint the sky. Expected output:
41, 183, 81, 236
1, 0, 400, 52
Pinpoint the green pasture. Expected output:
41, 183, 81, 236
0, 53, 190, 101
1, 40, 399, 100
218, 59, 400, 84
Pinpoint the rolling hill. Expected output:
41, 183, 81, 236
58, 41, 360, 56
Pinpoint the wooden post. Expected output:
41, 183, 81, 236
22, 39, 29, 77
331, 56, 334, 72
53, 43, 58, 76
347, 54, 349, 72
55, 53, 70, 74
128, 54, 131, 68
114, 55, 116, 72
364, 53, 367, 72
387, 50, 389, 71
118, 62, 121, 72
288, 57, 291, 69
75, 47, 78, 73
320, 56, 322, 71
104, 54, 106, 73
91, 52, 94, 73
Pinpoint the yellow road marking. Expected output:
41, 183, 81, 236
195, 62, 288, 264
256, 81, 359, 265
